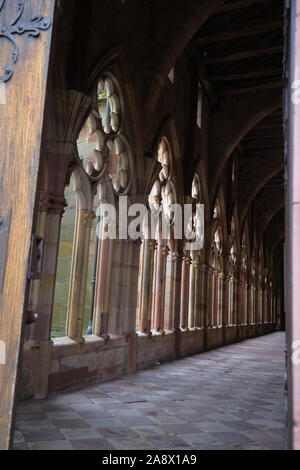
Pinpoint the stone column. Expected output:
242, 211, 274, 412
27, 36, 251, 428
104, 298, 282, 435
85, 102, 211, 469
147, 240, 156, 332
138, 239, 151, 334
262, 284, 267, 326
223, 275, 230, 326
188, 257, 196, 328
107, 238, 140, 335
66, 209, 94, 342
251, 285, 256, 325
212, 269, 218, 327
26, 190, 67, 399
153, 239, 168, 333
164, 247, 180, 332
247, 284, 252, 335
138, 239, 156, 335
218, 272, 225, 327
150, 242, 157, 329
26, 191, 67, 342
180, 252, 190, 329
233, 278, 239, 327
206, 266, 213, 328
93, 230, 114, 338
244, 282, 248, 325
199, 265, 208, 329
268, 282, 272, 324
228, 277, 234, 325
237, 279, 244, 328
172, 250, 183, 332
222, 274, 229, 343
193, 257, 200, 328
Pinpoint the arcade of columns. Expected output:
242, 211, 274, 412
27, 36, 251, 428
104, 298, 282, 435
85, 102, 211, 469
21, 67, 281, 400
0, 0, 292, 451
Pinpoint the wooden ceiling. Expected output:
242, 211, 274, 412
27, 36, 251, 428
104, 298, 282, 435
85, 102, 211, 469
191, 0, 284, 244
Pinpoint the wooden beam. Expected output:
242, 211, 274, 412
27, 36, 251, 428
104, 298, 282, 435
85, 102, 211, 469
219, 81, 283, 96
211, 68, 283, 82
244, 144, 284, 149
205, 46, 282, 64
186, 42, 218, 106
244, 133, 283, 140
237, 143, 246, 159
244, 128, 283, 138
197, 21, 283, 45
244, 140, 283, 147
255, 124, 283, 129
217, 0, 272, 12
0, 0, 56, 450
198, 61, 218, 106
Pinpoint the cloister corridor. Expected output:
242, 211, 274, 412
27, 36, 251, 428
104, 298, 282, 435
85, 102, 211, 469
13, 332, 285, 451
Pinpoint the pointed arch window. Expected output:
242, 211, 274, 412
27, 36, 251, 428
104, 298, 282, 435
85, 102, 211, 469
51, 72, 132, 342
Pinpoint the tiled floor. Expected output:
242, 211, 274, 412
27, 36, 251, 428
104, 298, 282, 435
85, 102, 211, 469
14, 332, 286, 450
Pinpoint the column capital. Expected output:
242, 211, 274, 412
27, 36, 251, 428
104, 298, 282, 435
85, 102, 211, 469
161, 245, 169, 256
39, 190, 67, 216
170, 250, 180, 262
149, 239, 157, 251
83, 210, 96, 227
183, 254, 191, 265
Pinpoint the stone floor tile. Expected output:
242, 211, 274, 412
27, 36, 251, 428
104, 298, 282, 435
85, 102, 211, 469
98, 426, 140, 439
45, 411, 81, 420
21, 429, 65, 442
195, 421, 234, 433
179, 432, 218, 445
132, 425, 168, 437
13, 443, 28, 450
118, 414, 154, 426
210, 431, 254, 444
108, 437, 155, 450
59, 427, 104, 440
85, 417, 124, 428
13, 431, 25, 444
161, 423, 203, 435
27, 440, 74, 450
17, 419, 57, 432
15, 332, 286, 451
148, 435, 192, 449
52, 418, 91, 429
16, 412, 45, 421
70, 438, 113, 450
149, 415, 185, 425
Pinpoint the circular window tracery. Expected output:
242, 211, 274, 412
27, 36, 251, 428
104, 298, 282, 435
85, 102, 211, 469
185, 173, 203, 248
76, 73, 131, 194
97, 76, 122, 135
148, 138, 177, 233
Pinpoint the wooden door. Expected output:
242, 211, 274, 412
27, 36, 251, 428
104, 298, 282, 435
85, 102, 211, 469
0, 0, 56, 449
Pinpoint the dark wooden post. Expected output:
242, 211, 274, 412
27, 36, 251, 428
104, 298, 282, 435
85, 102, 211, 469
0, 0, 56, 450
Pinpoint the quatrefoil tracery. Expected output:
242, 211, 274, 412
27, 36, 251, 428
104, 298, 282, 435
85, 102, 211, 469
149, 138, 177, 226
